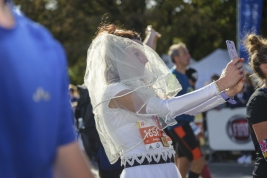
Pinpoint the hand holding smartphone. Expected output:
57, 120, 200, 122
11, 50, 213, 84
226, 40, 245, 82
226, 40, 238, 60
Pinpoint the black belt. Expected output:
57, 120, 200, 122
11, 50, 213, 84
124, 155, 174, 168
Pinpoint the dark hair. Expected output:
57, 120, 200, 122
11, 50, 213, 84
69, 84, 77, 93
186, 68, 198, 82
211, 74, 220, 81
244, 34, 267, 87
95, 23, 141, 41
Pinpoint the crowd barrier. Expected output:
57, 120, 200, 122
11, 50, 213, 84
206, 107, 254, 161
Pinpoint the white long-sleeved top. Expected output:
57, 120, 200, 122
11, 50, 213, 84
97, 82, 226, 170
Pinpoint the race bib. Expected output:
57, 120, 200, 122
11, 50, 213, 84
136, 117, 172, 150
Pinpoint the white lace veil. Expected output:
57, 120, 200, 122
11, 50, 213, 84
84, 33, 182, 163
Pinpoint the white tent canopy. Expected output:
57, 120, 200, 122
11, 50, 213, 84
190, 48, 231, 89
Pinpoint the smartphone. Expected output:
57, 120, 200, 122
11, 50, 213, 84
226, 40, 238, 60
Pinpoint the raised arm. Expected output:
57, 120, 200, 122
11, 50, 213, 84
183, 79, 245, 115
109, 57, 244, 118
143, 25, 161, 51
111, 56, 243, 105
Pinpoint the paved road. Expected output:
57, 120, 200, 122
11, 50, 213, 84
90, 161, 255, 178
208, 162, 254, 178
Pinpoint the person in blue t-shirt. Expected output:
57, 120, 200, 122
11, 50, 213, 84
167, 43, 206, 178
0, 1, 94, 178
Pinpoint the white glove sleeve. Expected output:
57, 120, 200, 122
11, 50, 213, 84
146, 82, 225, 118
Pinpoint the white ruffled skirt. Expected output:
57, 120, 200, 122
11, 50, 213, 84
120, 162, 181, 178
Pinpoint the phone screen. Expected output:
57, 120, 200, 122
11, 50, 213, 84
226, 40, 238, 60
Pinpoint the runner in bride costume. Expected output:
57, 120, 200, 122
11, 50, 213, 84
84, 24, 245, 178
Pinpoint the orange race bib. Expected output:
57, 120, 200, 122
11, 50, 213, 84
136, 116, 172, 150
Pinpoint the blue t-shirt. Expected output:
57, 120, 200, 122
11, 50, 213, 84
0, 7, 76, 178
168, 69, 194, 129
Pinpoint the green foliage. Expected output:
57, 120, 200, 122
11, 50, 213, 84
13, 0, 266, 84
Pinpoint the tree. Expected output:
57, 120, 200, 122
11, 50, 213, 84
145, 0, 237, 59
13, 0, 267, 84
14, 0, 147, 84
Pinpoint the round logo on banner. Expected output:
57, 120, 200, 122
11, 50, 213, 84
226, 115, 251, 144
